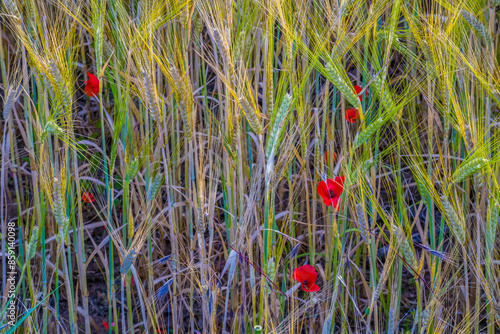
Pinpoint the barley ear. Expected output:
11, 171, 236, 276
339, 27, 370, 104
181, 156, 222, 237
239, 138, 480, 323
27, 225, 39, 260
440, 195, 466, 245
121, 249, 138, 276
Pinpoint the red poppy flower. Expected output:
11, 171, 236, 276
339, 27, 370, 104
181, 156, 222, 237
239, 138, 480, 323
102, 320, 114, 330
84, 73, 99, 97
82, 192, 95, 203
354, 85, 367, 102
317, 176, 345, 209
345, 108, 359, 123
324, 151, 337, 163
293, 265, 320, 292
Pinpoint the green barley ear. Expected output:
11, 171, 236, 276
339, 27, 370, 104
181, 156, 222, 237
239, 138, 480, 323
49, 61, 72, 114
452, 157, 488, 184
266, 93, 292, 159
238, 95, 262, 134
370, 71, 395, 111
213, 28, 236, 88
148, 174, 164, 201
420, 301, 434, 334
356, 204, 370, 244
395, 226, 417, 271
324, 61, 360, 108
120, 248, 138, 276
2, 0, 22, 26
53, 177, 66, 226
264, 257, 276, 294
143, 71, 161, 122
2, 85, 21, 120
41, 120, 63, 142
179, 100, 193, 141
60, 217, 71, 246
27, 225, 39, 261
170, 66, 193, 140
440, 195, 466, 245
353, 117, 385, 148
460, 9, 493, 46
487, 198, 499, 252
126, 158, 140, 180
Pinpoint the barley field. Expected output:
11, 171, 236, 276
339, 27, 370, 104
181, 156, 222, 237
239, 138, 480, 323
1, 0, 500, 333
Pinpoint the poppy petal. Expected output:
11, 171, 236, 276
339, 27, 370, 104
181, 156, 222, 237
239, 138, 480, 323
354, 85, 363, 102
102, 320, 109, 330
331, 176, 345, 196
345, 108, 359, 123
316, 180, 330, 201
302, 283, 320, 292
84, 73, 99, 97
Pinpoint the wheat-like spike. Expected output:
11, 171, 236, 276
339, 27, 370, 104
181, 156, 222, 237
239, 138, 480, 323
415, 178, 428, 199
27, 225, 39, 261
387, 307, 396, 334
440, 195, 466, 245
452, 157, 488, 183
371, 72, 395, 111
180, 0, 190, 27
126, 158, 140, 179
179, 99, 193, 141
148, 174, 164, 201
464, 125, 474, 152
40, 120, 63, 142
193, 13, 204, 46
266, 93, 292, 159
487, 199, 499, 252
41, 120, 63, 142
396, 226, 417, 271
136, 0, 143, 25
143, 71, 161, 122
420, 303, 433, 334
372, 270, 390, 304
463, 126, 483, 192
213, 28, 235, 87
264, 257, 277, 294
353, 117, 385, 148
356, 204, 370, 244
334, 33, 354, 57
2, 85, 21, 120
2, 0, 21, 21
238, 95, 262, 134
324, 62, 360, 108
49, 61, 72, 113
60, 216, 70, 246
121, 249, 138, 276
53, 177, 66, 226
461, 9, 493, 46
